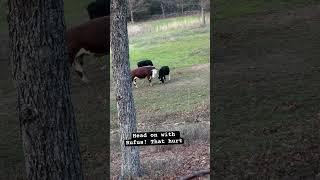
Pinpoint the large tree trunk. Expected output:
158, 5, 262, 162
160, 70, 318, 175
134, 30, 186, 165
111, 0, 143, 179
7, 0, 83, 179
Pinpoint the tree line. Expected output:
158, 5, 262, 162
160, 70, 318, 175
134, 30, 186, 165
127, 0, 210, 23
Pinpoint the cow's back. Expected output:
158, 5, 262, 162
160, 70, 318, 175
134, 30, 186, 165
131, 66, 155, 78
67, 16, 110, 57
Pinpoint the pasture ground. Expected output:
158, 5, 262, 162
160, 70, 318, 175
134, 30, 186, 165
0, 9, 210, 179
214, 1, 320, 179
110, 64, 210, 179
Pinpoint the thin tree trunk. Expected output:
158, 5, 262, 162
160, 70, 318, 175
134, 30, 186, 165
128, 0, 134, 23
161, 2, 165, 18
111, 0, 143, 179
130, 9, 134, 23
201, 6, 205, 25
200, 0, 206, 25
181, 2, 184, 15
8, 0, 83, 179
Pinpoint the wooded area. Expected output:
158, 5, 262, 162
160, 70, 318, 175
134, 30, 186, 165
127, 0, 210, 22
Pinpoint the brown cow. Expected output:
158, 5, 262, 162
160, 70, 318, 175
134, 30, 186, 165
66, 16, 110, 83
131, 66, 158, 88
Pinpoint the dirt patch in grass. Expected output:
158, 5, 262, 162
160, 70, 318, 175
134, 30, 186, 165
111, 143, 210, 179
110, 98, 210, 179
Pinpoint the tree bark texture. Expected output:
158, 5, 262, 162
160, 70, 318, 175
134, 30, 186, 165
111, 0, 143, 179
7, 0, 83, 179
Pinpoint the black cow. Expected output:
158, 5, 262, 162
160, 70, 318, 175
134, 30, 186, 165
87, 0, 110, 19
158, 66, 170, 83
137, 60, 154, 67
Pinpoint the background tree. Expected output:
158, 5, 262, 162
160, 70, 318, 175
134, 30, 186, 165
160, 1, 165, 18
147, 0, 178, 19
7, 0, 83, 179
128, 0, 149, 23
176, 0, 185, 15
199, 0, 209, 25
111, 0, 143, 178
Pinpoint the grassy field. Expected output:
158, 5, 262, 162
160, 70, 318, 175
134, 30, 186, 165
110, 12, 210, 179
214, 0, 320, 179
128, 14, 210, 69
110, 14, 210, 128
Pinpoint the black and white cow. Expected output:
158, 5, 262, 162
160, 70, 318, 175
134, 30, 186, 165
158, 66, 170, 83
87, 0, 110, 20
137, 60, 153, 67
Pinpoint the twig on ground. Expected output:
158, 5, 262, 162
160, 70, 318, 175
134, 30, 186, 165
178, 169, 210, 180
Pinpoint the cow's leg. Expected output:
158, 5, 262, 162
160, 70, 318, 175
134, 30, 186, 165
100, 56, 107, 70
133, 77, 138, 88
76, 48, 90, 61
74, 48, 90, 83
100, 54, 109, 70
78, 54, 85, 66
148, 76, 153, 86
159, 76, 164, 84
73, 57, 89, 83
100, 63, 107, 70
168, 74, 171, 81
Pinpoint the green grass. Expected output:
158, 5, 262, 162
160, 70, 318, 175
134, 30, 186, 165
110, 66, 210, 128
110, 15, 210, 130
127, 14, 210, 69
129, 14, 204, 31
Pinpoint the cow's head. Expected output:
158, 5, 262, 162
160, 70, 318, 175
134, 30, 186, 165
151, 69, 158, 78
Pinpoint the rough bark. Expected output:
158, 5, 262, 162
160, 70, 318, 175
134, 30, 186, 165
111, 0, 143, 179
7, 0, 83, 179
